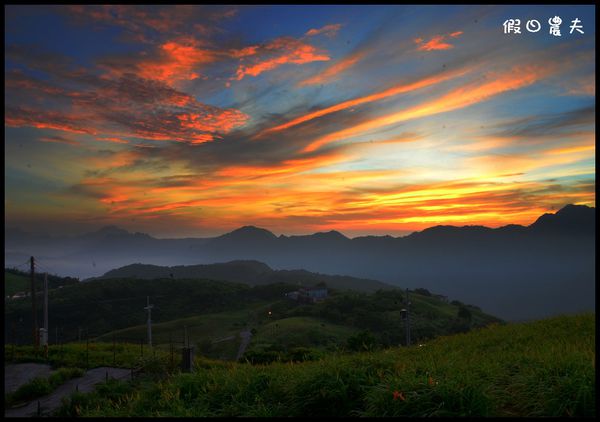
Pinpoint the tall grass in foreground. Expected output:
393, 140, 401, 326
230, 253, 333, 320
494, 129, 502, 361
57, 313, 595, 416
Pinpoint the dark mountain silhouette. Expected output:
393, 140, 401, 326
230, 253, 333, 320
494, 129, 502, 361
529, 204, 595, 235
5, 204, 595, 321
93, 260, 396, 292
215, 226, 277, 243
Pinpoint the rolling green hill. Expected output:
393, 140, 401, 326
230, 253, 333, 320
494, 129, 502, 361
4, 271, 30, 297
55, 313, 594, 417
4, 277, 292, 343
5, 273, 501, 355
250, 316, 359, 351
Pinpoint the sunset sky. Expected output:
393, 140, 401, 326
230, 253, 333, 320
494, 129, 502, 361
5, 5, 596, 238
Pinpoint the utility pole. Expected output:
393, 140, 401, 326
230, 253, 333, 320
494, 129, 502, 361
405, 288, 411, 347
30, 256, 38, 348
40, 273, 49, 349
43, 274, 48, 331
144, 296, 153, 348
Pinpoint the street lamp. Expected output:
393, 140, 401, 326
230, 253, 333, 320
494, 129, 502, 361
401, 288, 411, 346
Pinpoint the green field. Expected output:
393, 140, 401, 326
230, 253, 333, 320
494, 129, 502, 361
47, 313, 594, 417
250, 316, 358, 351
95, 303, 272, 360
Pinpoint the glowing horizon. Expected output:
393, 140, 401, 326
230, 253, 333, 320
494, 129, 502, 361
4, 5, 596, 239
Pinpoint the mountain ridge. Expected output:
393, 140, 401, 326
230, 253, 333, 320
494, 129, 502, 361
5, 204, 595, 321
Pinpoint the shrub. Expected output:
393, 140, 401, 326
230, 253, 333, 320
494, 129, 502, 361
8, 377, 52, 404
346, 330, 378, 352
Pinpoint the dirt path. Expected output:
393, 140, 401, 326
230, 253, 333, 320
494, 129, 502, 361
236, 330, 252, 360
4, 363, 55, 394
4, 366, 131, 417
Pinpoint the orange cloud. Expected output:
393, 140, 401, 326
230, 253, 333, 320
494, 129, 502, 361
415, 31, 463, 51
298, 50, 367, 87
260, 66, 471, 137
136, 38, 215, 85
305, 24, 341, 37
303, 63, 553, 153
176, 108, 249, 134
235, 37, 330, 80
230, 45, 260, 58
5, 108, 96, 135
216, 151, 348, 179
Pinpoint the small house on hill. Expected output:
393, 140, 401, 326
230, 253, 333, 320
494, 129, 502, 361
285, 286, 328, 303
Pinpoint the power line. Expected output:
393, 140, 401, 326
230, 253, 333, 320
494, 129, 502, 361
7, 260, 31, 271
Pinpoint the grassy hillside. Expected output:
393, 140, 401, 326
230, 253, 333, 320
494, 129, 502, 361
54, 313, 594, 417
4, 271, 30, 297
4, 278, 293, 343
4, 269, 79, 298
250, 316, 358, 351
5, 274, 499, 348
95, 304, 270, 360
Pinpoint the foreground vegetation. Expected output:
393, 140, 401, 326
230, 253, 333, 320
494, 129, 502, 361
51, 313, 594, 417
5, 367, 84, 407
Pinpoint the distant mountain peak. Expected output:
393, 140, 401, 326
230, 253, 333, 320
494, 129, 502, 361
529, 204, 594, 234
312, 230, 348, 240
556, 203, 593, 215
217, 225, 277, 241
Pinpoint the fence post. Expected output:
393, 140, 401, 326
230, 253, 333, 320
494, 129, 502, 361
170, 331, 173, 368
140, 338, 143, 357
11, 323, 16, 361
113, 334, 116, 366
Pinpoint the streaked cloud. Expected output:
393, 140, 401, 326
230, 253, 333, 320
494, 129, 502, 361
297, 50, 367, 87
305, 23, 341, 37
234, 37, 330, 81
303, 63, 555, 152
261, 66, 471, 137
415, 30, 463, 51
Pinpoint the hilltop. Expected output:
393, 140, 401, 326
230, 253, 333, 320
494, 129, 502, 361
92, 260, 396, 292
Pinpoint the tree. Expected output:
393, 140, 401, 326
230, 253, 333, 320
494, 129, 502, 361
414, 288, 432, 296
